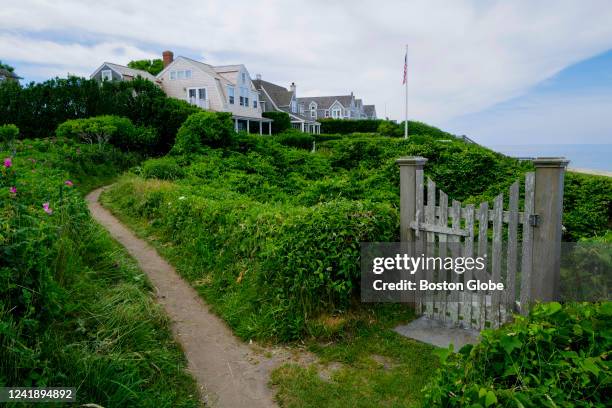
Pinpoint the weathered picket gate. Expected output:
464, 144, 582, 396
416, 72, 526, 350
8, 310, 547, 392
397, 156, 568, 330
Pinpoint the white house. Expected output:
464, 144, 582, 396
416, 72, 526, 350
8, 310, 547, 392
297, 92, 376, 120
156, 51, 271, 134
91, 51, 272, 134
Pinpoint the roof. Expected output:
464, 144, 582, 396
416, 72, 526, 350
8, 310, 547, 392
279, 107, 319, 124
99, 62, 157, 82
364, 105, 376, 117
213, 64, 242, 73
252, 79, 294, 107
296, 95, 354, 110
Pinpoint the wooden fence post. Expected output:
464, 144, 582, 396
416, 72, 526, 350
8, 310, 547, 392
530, 157, 569, 302
396, 156, 428, 242
396, 157, 427, 305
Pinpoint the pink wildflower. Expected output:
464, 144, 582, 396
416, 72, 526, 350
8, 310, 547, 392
9, 186, 17, 194
42, 202, 53, 214
65, 180, 74, 186
3, 157, 11, 168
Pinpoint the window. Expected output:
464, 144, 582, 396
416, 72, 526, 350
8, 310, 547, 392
241, 73, 246, 83
311, 110, 316, 118
187, 88, 207, 108
227, 86, 235, 104
325, 110, 330, 118
290, 99, 297, 113
239, 87, 249, 107
101, 69, 113, 81
170, 70, 191, 80
332, 108, 342, 118
260, 101, 265, 111
253, 93, 258, 108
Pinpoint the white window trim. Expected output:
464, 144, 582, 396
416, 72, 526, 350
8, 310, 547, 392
101, 69, 113, 81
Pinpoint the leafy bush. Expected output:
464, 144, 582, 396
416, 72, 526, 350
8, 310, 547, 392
262, 111, 291, 134
0, 123, 19, 143
274, 130, 314, 150
0, 77, 196, 153
56, 115, 158, 153
171, 111, 235, 154
377, 120, 403, 137
142, 157, 185, 180
563, 171, 612, 240
424, 302, 612, 407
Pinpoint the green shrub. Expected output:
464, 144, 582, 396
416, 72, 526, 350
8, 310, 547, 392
377, 120, 403, 137
563, 172, 612, 240
424, 302, 611, 407
56, 115, 158, 153
171, 111, 235, 154
142, 157, 185, 180
320, 118, 383, 134
0, 123, 19, 143
274, 130, 314, 150
263, 111, 291, 134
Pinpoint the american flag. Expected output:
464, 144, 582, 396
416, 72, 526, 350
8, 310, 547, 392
402, 52, 407, 84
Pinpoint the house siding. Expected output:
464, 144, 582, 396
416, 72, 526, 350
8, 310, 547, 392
158, 59, 226, 111
92, 64, 123, 82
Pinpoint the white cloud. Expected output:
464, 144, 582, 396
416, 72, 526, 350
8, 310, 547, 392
1, 0, 612, 127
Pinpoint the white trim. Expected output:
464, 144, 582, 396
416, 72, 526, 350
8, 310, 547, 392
101, 69, 113, 81
90, 63, 123, 79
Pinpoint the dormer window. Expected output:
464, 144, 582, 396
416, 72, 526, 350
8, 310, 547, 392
309, 102, 317, 118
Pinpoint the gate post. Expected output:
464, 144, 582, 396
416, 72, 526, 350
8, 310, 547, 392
396, 156, 427, 242
530, 157, 569, 302
396, 157, 427, 305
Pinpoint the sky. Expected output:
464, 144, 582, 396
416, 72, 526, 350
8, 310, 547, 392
1, 0, 611, 145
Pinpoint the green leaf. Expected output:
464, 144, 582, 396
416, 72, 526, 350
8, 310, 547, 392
485, 390, 497, 407
500, 334, 522, 355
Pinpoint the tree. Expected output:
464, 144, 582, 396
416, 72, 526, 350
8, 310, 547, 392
127, 59, 164, 76
0, 61, 15, 72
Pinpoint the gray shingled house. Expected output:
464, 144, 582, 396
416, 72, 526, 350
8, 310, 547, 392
90, 62, 158, 83
252, 77, 321, 134
297, 92, 376, 121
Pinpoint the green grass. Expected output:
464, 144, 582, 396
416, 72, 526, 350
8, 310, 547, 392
1, 138, 202, 407
271, 305, 439, 408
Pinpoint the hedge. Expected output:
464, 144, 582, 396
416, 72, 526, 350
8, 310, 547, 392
262, 111, 291, 134
0, 77, 200, 153
319, 118, 456, 139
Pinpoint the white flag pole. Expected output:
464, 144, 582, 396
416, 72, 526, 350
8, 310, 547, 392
404, 44, 409, 139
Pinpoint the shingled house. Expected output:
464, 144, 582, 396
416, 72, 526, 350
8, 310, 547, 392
297, 92, 375, 121
253, 77, 320, 133
90, 62, 158, 83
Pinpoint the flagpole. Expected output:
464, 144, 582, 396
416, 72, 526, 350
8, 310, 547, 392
404, 44, 408, 139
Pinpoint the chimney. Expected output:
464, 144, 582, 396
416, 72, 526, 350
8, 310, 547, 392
290, 82, 296, 93
162, 50, 174, 68
256, 73, 262, 80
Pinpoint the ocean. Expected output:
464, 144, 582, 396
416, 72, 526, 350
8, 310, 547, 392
489, 144, 612, 172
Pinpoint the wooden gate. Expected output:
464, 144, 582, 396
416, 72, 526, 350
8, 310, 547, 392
397, 156, 568, 330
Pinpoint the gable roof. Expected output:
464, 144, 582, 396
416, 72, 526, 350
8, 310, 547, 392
252, 79, 294, 107
296, 95, 353, 110
92, 62, 157, 82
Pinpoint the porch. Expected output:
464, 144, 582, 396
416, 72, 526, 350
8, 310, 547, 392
290, 121, 321, 134
233, 115, 274, 135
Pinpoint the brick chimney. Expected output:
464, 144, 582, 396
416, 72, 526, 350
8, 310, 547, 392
162, 50, 174, 68
290, 82, 296, 94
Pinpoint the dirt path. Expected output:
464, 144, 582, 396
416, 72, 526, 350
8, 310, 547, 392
87, 187, 282, 407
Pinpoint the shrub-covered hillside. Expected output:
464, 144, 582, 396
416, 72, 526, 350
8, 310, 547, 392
101, 114, 610, 342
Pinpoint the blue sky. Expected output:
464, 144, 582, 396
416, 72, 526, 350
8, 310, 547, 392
1, 1, 612, 145
444, 49, 612, 144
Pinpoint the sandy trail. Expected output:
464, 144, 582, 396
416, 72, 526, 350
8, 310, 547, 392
86, 187, 279, 408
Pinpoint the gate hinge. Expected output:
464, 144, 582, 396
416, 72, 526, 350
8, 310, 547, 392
529, 214, 540, 227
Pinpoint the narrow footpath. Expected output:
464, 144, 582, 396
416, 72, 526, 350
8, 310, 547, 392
86, 187, 278, 408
